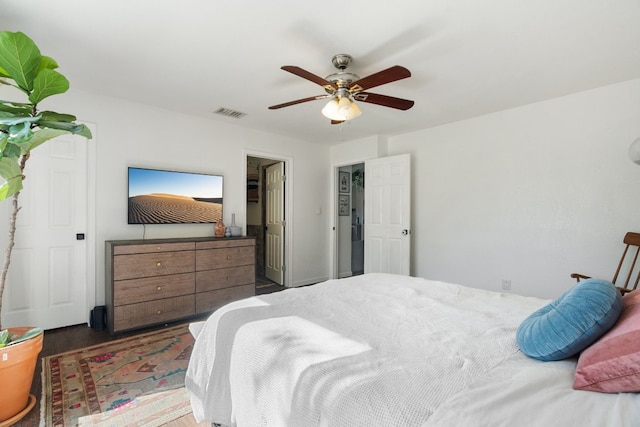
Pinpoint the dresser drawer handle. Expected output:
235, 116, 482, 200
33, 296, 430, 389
156, 246, 161, 250
156, 310, 162, 315
225, 276, 230, 281
156, 286, 162, 291
226, 255, 231, 260
156, 261, 162, 267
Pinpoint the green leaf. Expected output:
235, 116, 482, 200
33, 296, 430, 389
38, 55, 59, 73
2, 141, 22, 158
40, 111, 76, 122
0, 177, 22, 200
29, 68, 69, 104
0, 153, 21, 177
0, 329, 8, 346
37, 121, 92, 139
73, 123, 92, 139
8, 122, 33, 144
0, 111, 20, 120
0, 156, 23, 200
0, 114, 40, 126
0, 80, 25, 94
0, 31, 41, 92
0, 99, 32, 107
24, 127, 70, 151
0, 102, 31, 115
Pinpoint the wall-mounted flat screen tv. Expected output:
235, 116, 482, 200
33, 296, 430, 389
128, 167, 223, 224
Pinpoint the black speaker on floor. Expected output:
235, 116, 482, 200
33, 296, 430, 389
90, 305, 107, 331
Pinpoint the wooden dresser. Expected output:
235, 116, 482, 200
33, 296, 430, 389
105, 236, 255, 333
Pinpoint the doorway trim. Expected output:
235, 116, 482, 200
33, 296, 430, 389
243, 149, 293, 287
85, 122, 98, 325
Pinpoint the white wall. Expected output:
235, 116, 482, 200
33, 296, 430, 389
387, 78, 640, 299
48, 89, 331, 304
330, 135, 387, 165
6, 76, 640, 309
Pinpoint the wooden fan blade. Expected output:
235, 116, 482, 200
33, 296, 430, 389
331, 120, 344, 125
281, 66, 338, 90
268, 95, 328, 110
349, 65, 411, 92
355, 92, 414, 110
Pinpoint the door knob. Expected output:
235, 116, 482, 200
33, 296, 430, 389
402, 229, 409, 236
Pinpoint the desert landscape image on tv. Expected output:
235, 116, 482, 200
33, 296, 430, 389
128, 167, 223, 224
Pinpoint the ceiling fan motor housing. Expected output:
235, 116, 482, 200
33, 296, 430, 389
325, 54, 360, 93
332, 54, 352, 70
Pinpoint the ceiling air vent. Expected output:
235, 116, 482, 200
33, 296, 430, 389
214, 107, 247, 119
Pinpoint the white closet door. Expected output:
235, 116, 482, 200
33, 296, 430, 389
364, 154, 411, 275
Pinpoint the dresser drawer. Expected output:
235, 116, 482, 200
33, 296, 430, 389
196, 246, 254, 271
113, 295, 195, 332
195, 284, 254, 314
113, 273, 195, 305
114, 250, 195, 281
196, 239, 255, 250
196, 265, 254, 293
113, 242, 195, 255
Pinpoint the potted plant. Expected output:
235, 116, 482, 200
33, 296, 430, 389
0, 30, 92, 424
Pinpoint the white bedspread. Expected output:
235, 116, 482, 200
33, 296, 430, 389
186, 273, 640, 426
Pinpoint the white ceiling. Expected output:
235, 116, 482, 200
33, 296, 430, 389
3, 0, 640, 145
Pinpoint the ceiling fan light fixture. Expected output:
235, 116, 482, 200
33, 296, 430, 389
321, 97, 340, 120
321, 96, 361, 121
345, 98, 361, 120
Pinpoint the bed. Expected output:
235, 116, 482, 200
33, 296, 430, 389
185, 273, 640, 426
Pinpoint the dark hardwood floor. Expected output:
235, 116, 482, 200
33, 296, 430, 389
19, 279, 285, 426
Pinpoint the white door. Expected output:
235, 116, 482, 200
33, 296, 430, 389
364, 154, 411, 275
265, 162, 285, 285
1, 134, 89, 329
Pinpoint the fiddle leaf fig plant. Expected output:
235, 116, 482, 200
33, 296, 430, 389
0, 31, 92, 331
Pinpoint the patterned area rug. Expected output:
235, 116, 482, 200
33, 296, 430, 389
77, 387, 201, 427
40, 323, 194, 427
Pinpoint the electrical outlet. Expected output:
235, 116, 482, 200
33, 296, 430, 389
501, 280, 512, 291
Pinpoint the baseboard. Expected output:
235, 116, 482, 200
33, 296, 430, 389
291, 275, 330, 288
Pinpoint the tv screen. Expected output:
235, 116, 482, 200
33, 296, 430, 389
128, 167, 223, 224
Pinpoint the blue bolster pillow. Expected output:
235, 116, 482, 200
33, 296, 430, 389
516, 278, 622, 361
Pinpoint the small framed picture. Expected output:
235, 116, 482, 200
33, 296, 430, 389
339, 171, 350, 193
339, 194, 350, 216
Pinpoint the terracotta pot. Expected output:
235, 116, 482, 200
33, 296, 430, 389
0, 327, 43, 424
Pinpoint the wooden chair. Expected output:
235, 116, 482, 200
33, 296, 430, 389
571, 232, 640, 295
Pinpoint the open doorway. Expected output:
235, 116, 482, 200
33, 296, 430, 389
337, 163, 365, 278
334, 154, 410, 277
246, 155, 287, 290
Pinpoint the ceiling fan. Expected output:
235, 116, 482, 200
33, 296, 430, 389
268, 54, 414, 124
